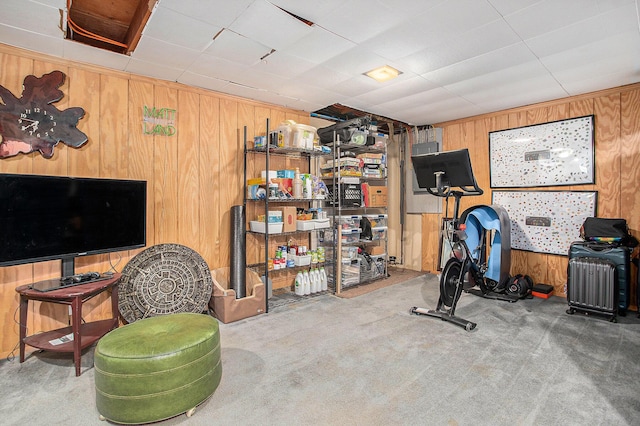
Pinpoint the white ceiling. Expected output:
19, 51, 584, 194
1, 0, 640, 125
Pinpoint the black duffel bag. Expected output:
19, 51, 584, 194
580, 217, 638, 247
317, 116, 371, 145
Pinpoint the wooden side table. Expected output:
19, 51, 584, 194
15, 274, 120, 376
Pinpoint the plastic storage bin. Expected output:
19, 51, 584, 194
364, 214, 388, 228
249, 221, 283, 234
335, 215, 362, 231
275, 121, 293, 147
296, 220, 315, 231
313, 218, 330, 229
371, 226, 387, 241
320, 228, 361, 244
291, 123, 317, 149
327, 259, 360, 289
293, 254, 311, 266
325, 246, 359, 261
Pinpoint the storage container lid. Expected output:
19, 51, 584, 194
341, 228, 362, 234
292, 123, 317, 132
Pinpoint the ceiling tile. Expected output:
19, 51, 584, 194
504, 0, 636, 40
359, 24, 435, 61
486, 0, 544, 16
132, 37, 201, 70
187, 54, 252, 82
143, 6, 221, 51
282, 98, 326, 113
62, 40, 131, 71
273, 84, 341, 106
525, 4, 638, 57
159, 0, 254, 28
444, 19, 522, 63
31, 0, 66, 8
473, 78, 567, 114
294, 65, 352, 89
393, 18, 521, 77
445, 63, 568, 110
249, 51, 316, 79
313, 0, 405, 44
328, 76, 384, 98
560, 69, 640, 96
1, 0, 63, 38
321, 46, 395, 76
178, 71, 231, 93
405, 0, 503, 46
268, 0, 344, 23
204, 29, 271, 66
0, 24, 64, 57
540, 32, 640, 89
280, 26, 356, 65
376, 86, 454, 112
376, 0, 449, 18
394, 96, 483, 125
230, 69, 289, 93
125, 58, 184, 82
229, 0, 313, 51
421, 43, 538, 86
353, 75, 439, 106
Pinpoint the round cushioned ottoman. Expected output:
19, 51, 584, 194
94, 313, 222, 424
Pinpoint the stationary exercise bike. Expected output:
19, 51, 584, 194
409, 148, 492, 331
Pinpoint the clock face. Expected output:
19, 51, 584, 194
0, 71, 87, 159
18, 106, 57, 140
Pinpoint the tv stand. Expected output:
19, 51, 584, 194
16, 274, 120, 376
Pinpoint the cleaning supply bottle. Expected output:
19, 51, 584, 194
312, 267, 320, 293
303, 173, 312, 199
308, 267, 316, 294
293, 168, 303, 199
303, 270, 311, 295
315, 267, 323, 292
295, 271, 304, 296
319, 266, 328, 291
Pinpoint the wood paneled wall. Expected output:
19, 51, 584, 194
0, 44, 309, 358
420, 83, 640, 309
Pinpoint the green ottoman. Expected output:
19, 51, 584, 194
94, 313, 222, 424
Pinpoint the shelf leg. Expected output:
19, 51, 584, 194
71, 296, 82, 376
19, 296, 27, 363
110, 284, 120, 330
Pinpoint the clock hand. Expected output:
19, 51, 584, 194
19, 117, 38, 124
21, 121, 39, 131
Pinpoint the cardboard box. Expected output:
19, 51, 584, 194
369, 186, 387, 207
369, 245, 385, 255
282, 206, 297, 232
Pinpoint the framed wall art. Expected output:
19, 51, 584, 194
489, 115, 595, 188
492, 190, 597, 255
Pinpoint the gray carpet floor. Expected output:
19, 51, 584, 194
1, 273, 639, 425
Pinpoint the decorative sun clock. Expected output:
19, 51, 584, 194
0, 70, 88, 159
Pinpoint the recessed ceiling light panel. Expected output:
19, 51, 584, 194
364, 65, 402, 82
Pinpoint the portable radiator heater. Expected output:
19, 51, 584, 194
566, 256, 618, 322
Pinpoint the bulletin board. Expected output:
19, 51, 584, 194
492, 190, 597, 255
489, 115, 595, 188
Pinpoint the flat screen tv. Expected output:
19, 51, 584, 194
411, 148, 483, 197
0, 173, 147, 277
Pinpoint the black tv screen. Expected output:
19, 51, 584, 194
411, 148, 481, 195
0, 174, 146, 274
